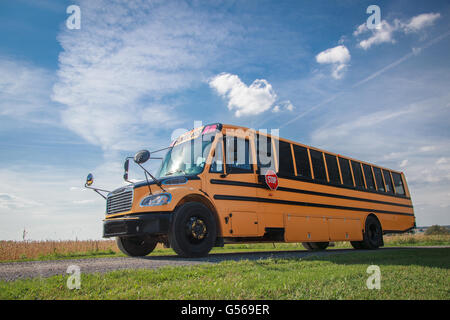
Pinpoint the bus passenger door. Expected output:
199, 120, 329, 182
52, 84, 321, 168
254, 134, 285, 231
204, 133, 260, 237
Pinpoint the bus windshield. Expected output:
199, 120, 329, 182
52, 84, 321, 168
157, 133, 215, 178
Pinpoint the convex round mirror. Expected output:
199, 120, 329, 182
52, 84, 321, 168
134, 150, 150, 164
86, 173, 94, 186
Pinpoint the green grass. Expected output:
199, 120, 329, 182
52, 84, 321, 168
1, 248, 449, 300
3, 235, 449, 263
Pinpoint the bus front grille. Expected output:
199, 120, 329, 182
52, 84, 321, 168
106, 190, 133, 215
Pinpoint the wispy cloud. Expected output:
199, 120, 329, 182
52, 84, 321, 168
52, 0, 237, 151
0, 56, 55, 121
402, 13, 441, 33
357, 20, 396, 50
354, 12, 441, 50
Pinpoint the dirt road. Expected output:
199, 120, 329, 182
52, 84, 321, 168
0, 247, 447, 282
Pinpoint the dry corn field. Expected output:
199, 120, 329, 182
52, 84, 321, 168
0, 240, 119, 261
0, 234, 449, 262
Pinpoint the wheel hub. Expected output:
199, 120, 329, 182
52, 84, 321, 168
187, 217, 207, 240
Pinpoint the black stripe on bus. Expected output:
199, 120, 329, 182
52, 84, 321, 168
277, 173, 410, 200
212, 194, 415, 217
210, 179, 413, 209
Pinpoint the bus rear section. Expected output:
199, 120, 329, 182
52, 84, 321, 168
92, 123, 414, 257
205, 125, 414, 252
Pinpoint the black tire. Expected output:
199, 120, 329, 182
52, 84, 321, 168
168, 202, 217, 257
350, 241, 364, 249
302, 242, 329, 251
116, 235, 158, 257
360, 215, 383, 250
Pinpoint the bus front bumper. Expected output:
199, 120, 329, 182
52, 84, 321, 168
103, 213, 172, 238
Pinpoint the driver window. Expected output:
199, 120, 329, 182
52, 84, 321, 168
210, 137, 224, 173
224, 136, 253, 174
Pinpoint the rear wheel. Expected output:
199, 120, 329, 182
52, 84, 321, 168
352, 215, 383, 250
168, 202, 217, 257
116, 235, 158, 257
302, 242, 329, 251
350, 241, 364, 249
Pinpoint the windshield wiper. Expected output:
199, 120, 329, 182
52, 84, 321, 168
165, 169, 186, 176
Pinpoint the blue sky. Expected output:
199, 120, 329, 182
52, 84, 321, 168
0, 0, 449, 240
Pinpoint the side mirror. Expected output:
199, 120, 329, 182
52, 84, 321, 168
134, 150, 150, 164
123, 159, 130, 181
86, 173, 94, 186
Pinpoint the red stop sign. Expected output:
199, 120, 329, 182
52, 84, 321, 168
265, 170, 279, 190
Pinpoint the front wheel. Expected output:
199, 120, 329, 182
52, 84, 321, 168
168, 202, 217, 257
116, 235, 158, 257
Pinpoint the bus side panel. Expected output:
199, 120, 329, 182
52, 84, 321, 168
328, 217, 363, 241
377, 213, 415, 233
284, 214, 329, 242
230, 211, 259, 236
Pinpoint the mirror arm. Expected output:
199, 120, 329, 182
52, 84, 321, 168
84, 184, 110, 200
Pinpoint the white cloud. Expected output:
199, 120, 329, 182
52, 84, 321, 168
400, 159, 409, 168
354, 13, 441, 50
209, 73, 277, 117
402, 13, 441, 33
358, 20, 396, 50
52, 0, 236, 151
315, 45, 351, 79
272, 100, 294, 113
353, 23, 367, 37
0, 193, 42, 210
283, 100, 294, 111
316, 45, 351, 64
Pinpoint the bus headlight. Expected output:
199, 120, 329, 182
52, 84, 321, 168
140, 193, 172, 207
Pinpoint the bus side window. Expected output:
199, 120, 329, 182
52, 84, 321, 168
351, 161, 365, 188
293, 145, 311, 179
325, 154, 341, 184
392, 172, 405, 195
310, 149, 327, 181
339, 157, 354, 187
362, 164, 376, 190
256, 134, 275, 175
275, 140, 295, 177
224, 136, 253, 173
373, 167, 385, 192
382, 169, 394, 194
210, 137, 224, 173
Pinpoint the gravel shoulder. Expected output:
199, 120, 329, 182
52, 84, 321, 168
0, 246, 448, 282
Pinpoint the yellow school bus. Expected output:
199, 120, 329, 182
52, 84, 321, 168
85, 123, 415, 257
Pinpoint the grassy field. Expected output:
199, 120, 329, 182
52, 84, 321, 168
1, 234, 449, 262
0, 248, 448, 299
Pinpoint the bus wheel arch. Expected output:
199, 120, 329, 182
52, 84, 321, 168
352, 213, 384, 250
